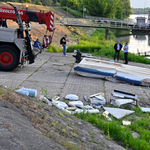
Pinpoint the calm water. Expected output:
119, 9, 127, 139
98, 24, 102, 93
115, 14, 150, 54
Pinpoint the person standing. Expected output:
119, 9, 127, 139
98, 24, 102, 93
114, 40, 122, 61
61, 35, 68, 56
123, 42, 129, 64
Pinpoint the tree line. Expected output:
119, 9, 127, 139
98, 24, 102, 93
132, 8, 150, 14
60, 0, 133, 19
0, 0, 133, 19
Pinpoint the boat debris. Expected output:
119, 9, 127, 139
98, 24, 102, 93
15, 87, 37, 97
122, 120, 131, 126
103, 107, 135, 119
74, 58, 150, 86
110, 99, 134, 107
65, 94, 79, 101
103, 111, 112, 121
52, 96, 60, 101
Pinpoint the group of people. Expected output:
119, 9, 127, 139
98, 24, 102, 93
33, 35, 129, 65
114, 40, 129, 64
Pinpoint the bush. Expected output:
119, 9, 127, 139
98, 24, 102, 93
46, 45, 62, 53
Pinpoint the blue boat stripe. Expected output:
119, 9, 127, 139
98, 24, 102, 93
115, 75, 142, 85
74, 66, 114, 77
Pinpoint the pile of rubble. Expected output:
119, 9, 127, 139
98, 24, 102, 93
15, 87, 150, 124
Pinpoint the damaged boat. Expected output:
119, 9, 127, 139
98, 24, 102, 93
74, 58, 150, 86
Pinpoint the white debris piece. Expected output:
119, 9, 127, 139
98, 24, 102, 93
140, 107, 150, 112
112, 90, 136, 99
66, 107, 77, 111
103, 111, 112, 121
68, 101, 83, 107
52, 96, 60, 101
83, 105, 93, 110
39, 95, 45, 101
90, 97, 106, 105
15, 89, 29, 96
55, 104, 71, 114
122, 120, 131, 126
75, 108, 87, 113
53, 101, 68, 108
89, 93, 104, 98
103, 107, 135, 119
65, 94, 79, 101
111, 99, 134, 107
87, 109, 99, 114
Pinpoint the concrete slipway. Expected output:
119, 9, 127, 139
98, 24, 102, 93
1, 52, 150, 104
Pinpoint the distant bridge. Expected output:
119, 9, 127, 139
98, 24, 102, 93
55, 16, 150, 40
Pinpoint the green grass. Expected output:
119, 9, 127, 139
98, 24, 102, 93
74, 107, 150, 150
46, 45, 62, 53
60, 7, 83, 18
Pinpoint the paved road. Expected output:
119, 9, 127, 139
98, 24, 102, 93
1, 52, 150, 104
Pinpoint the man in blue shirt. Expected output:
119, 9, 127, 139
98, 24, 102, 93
33, 39, 42, 50
123, 42, 129, 64
114, 40, 122, 61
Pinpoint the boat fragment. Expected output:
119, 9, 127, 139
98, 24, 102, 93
110, 99, 134, 107
65, 94, 79, 101
103, 107, 135, 119
122, 120, 131, 126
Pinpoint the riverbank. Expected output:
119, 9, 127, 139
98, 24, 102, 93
66, 28, 150, 64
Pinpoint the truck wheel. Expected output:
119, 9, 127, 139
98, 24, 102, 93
0, 45, 19, 71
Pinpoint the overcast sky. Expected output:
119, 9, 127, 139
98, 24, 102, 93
130, 0, 150, 8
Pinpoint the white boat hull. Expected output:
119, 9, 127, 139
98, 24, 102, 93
74, 58, 150, 86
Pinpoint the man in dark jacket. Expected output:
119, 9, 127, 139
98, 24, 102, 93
61, 35, 68, 56
114, 40, 122, 61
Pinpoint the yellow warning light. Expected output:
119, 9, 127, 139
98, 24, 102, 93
26, 5, 29, 9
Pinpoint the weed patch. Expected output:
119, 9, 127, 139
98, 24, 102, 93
74, 110, 150, 150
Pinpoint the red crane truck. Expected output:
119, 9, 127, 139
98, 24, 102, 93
0, 3, 54, 71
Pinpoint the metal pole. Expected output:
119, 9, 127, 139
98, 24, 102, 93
67, 4, 68, 24
83, 5, 84, 19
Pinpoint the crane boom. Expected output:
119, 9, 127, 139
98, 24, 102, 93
0, 6, 54, 32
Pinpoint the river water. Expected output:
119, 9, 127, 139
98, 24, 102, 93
115, 14, 150, 55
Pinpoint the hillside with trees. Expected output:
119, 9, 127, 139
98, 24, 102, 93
0, 0, 133, 19
60, 0, 133, 19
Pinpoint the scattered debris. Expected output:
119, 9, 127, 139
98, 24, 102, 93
65, 94, 79, 101
103, 111, 112, 121
53, 101, 68, 108
66, 107, 77, 111
89, 97, 106, 105
83, 105, 93, 110
112, 90, 137, 99
75, 108, 87, 113
68, 101, 83, 107
87, 109, 99, 114
132, 131, 140, 138
52, 96, 60, 101
89, 93, 106, 105
89, 92, 104, 98
139, 107, 150, 112
122, 120, 131, 126
103, 107, 135, 119
15, 90, 29, 96
110, 99, 134, 107
15, 87, 37, 97
83, 95, 89, 102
